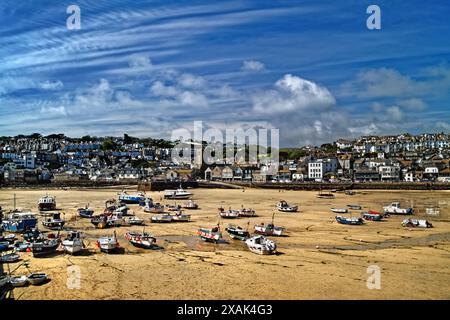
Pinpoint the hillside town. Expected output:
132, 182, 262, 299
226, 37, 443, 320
0, 132, 449, 185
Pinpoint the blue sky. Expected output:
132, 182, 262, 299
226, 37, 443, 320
0, 0, 449, 146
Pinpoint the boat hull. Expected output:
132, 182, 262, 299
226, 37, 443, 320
32, 241, 60, 258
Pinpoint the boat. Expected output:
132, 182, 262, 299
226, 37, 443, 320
277, 200, 298, 212
317, 192, 335, 199
345, 190, 355, 195
225, 224, 250, 240
150, 213, 174, 223
401, 219, 433, 228
362, 212, 384, 221
347, 204, 362, 210
125, 231, 156, 249
9, 275, 28, 287
183, 200, 198, 210
164, 185, 193, 200
62, 231, 84, 254
254, 223, 285, 236
22, 228, 44, 242
27, 273, 48, 285
165, 204, 182, 212
115, 204, 130, 216
42, 212, 65, 230
32, 238, 60, 257
245, 235, 277, 255
2, 211, 38, 233
91, 212, 123, 229
335, 215, 364, 225
144, 203, 165, 213
171, 211, 191, 222
383, 202, 413, 215
126, 216, 145, 225
77, 206, 94, 218
97, 232, 120, 253
0, 253, 20, 263
330, 208, 348, 214
238, 207, 257, 217
197, 225, 222, 243
14, 241, 32, 252
0, 241, 10, 252
38, 195, 56, 211
0, 234, 16, 244
218, 207, 240, 219
118, 191, 146, 204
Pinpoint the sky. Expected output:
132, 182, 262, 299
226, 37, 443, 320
0, 0, 449, 147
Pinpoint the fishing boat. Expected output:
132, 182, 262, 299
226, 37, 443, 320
254, 223, 285, 236
62, 231, 84, 255
97, 232, 120, 253
27, 273, 48, 285
42, 212, 65, 230
91, 212, 123, 229
118, 191, 146, 204
218, 207, 240, 219
401, 219, 433, 228
125, 216, 145, 225
144, 203, 165, 213
2, 211, 38, 233
32, 238, 60, 257
0, 253, 20, 263
335, 215, 364, 225
13, 241, 32, 252
164, 185, 193, 200
125, 231, 156, 249
150, 213, 174, 223
239, 207, 257, 217
171, 211, 191, 222
383, 202, 413, 215
22, 228, 43, 242
38, 195, 56, 211
362, 212, 383, 221
115, 204, 130, 216
165, 204, 182, 212
347, 204, 362, 210
330, 208, 348, 214
245, 235, 277, 255
9, 275, 28, 287
197, 225, 222, 243
225, 224, 250, 240
277, 200, 298, 212
183, 200, 198, 210
77, 206, 94, 218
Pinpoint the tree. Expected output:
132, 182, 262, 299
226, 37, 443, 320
101, 139, 117, 151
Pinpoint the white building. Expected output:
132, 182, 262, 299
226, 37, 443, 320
378, 165, 400, 181
308, 158, 338, 181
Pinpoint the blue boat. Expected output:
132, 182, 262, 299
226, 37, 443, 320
0, 241, 10, 251
78, 207, 94, 218
2, 211, 38, 233
118, 192, 146, 204
335, 215, 364, 225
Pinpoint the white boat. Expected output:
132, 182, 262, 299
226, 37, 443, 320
97, 232, 120, 253
238, 208, 256, 217
330, 208, 348, 213
183, 200, 198, 209
383, 202, 413, 215
277, 200, 298, 212
254, 223, 285, 236
347, 204, 362, 210
9, 275, 28, 287
218, 207, 240, 219
38, 195, 56, 211
42, 212, 65, 230
126, 216, 145, 225
246, 235, 277, 255
144, 203, 165, 213
401, 219, 433, 228
118, 191, 146, 204
165, 204, 182, 211
0, 253, 20, 263
164, 186, 193, 200
62, 231, 84, 255
151, 214, 174, 223
125, 231, 156, 249
171, 212, 191, 222
27, 273, 48, 285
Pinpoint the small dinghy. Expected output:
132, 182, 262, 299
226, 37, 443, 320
32, 238, 60, 257
9, 275, 28, 287
77, 206, 94, 218
246, 235, 277, 255
27, 273, 48, 285
0, 253, 20, 263
218, 207, 240, 219
335, 215, 364, 225
238, 207, 257, 217
126, 216, 145, 226
225, 224, 250, 240
401, 219, 433, 228
183, 200, 198, 210
144, 203, 165, 213
14, 241, 32, 252
331, 208, 348, 214
151, 213, 173, 223
42, 212, 65, 230
62, 231, 84, 255
277, 200, 298, 212
197, 225, 222, 243
362, 211, 384, 221
125, 231, 156, 249
347, 204, 362, 210
254, 223, 285, 236
97, 232, 120, 253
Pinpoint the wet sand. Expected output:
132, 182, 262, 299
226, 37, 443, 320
1, 187, 449, 300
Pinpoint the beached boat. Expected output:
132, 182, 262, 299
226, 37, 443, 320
0, 241, 10, 252
0, 234, 16, 244
126, 216, 145, 225
401, 219, 433, 228
225, 224, 250, 240
171, 211, 191, 222
335, 215, 364, 225
0, 253, 20, 263
151, 213, 174, 223
91, 212, 123, 229
125, 231, 156, 249
38, 195, 56, 211
77, 206, 94, 218
383, 202, 413, 215
239, 208, 257, 217
97, 232, 120, 253
14, 241, 32, 252
144, 203, 165, 213
118, 191, 146, 204
197, 226, 222, 243
27, 273, 48, 285
330, 208, 348, 214
183, 200, 198, 210
164, 186, 193, 200
62, 231, 84, 255
245, 235, 277, 255
277, 200, 298, 212
9, 275, 28, 287
32, 238, 60, 257
22, 228, 43, 242
42, 212, 65, 230
362, 212, 383, 221
115, 205, 130, 216
347, 204, 362, 210
2, 211, 38, 233
218, 207, 240, 219
166, 204, 182, 212
254, 223, 285, 236
317, 192, 335, 199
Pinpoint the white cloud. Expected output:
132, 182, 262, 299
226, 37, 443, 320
39, 80, 64, 90
179, 91, 208, 108
179, 73, 206, 88
397, 98, 427, 111
386, 106, 404, 121
241, 60, 265, 72
150, 81, 178, 97
40, 106, 67, 115
128, 54, 152, 68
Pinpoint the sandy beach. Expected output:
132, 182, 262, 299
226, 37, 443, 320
1, 187, 449, 300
